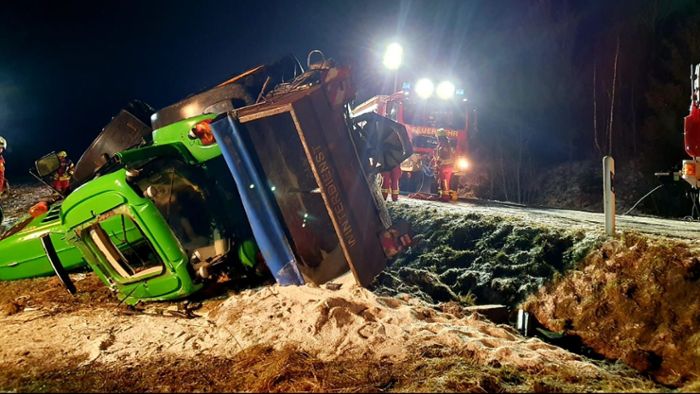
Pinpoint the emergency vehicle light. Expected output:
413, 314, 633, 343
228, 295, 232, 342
383, 43, 403, 70
685, 161, 697, 177
415, 78, 434, 99
436, 81, 455, 100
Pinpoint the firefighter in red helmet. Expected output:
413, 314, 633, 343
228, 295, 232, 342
52, 151, 74, 194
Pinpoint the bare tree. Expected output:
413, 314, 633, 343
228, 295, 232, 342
631, 85, 638, 155
516, 128, 523, 203
498, 142, 509, 201
608, 36, 621, 156
593, 62, 603, 156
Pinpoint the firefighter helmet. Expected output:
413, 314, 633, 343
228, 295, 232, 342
0, 136, 6, 150
435, 128, 447, 137
57, 151, 67, 158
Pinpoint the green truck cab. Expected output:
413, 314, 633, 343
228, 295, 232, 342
1, 112, 255, 304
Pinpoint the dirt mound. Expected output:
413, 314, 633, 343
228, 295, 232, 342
210, 276, 596, 367
524, 232, 700, 387
373, 201, 602, 306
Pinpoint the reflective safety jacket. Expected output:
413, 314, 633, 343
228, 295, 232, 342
434, 142, 455, 167
54, 158, 74, 181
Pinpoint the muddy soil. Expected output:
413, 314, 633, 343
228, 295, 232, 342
0, 273, 113, 317
0, 345, 662, 393
524, 232, 700, 388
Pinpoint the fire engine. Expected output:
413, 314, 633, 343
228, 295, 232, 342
353, 78, 476, 194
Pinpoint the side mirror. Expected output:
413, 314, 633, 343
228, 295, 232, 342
35, 152, 61, 178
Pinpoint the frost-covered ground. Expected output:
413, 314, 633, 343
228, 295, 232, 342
374, 197, 700, 307
412, 198, 700, 241
0, 182, 57, 230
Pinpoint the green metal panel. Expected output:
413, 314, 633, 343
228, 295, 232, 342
151, 114, 222, 163
0, 215, 84, 280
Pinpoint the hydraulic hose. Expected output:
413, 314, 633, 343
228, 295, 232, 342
623, 184, 664, 216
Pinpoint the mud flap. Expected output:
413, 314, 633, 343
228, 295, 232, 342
41, 235, 76, 295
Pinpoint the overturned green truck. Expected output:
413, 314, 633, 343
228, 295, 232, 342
0, 54, 413, 305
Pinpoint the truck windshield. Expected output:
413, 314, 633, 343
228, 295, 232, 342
402, 100, 467, 130
133, 158, 229, 262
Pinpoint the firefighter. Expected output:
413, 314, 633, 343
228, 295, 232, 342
380, 166, 402, 202
0, 136, 7, 196
52, 151, 74, 194
434, 128, 456, 202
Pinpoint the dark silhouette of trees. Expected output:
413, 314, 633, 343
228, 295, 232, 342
471, 0, 700, 215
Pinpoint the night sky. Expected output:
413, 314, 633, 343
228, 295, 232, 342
0, 0, 694, 182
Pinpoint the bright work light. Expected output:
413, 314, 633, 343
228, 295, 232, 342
383, 42, 403, 70
436, 81, 455, 100
415, 78, 434, 99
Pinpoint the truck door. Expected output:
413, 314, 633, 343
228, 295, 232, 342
64, 186, 193, 304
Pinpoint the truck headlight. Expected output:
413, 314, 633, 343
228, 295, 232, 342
415, 78, 434, 99
436, 81, 455, 100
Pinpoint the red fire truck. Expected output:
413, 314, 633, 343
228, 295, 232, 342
353, 79, 476, 194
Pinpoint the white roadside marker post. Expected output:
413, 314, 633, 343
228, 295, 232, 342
603, 156, 616, 236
